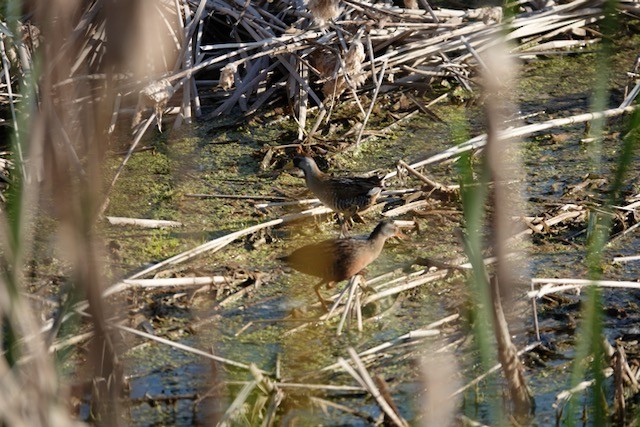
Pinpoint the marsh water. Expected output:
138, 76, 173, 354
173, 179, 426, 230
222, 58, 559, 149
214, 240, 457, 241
100, 35, 640, 425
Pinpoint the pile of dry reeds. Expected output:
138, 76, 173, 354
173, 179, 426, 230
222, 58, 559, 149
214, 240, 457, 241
3, 0, 638, 151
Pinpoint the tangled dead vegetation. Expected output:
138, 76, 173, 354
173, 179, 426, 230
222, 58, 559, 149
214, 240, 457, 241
3, 0, 639, 152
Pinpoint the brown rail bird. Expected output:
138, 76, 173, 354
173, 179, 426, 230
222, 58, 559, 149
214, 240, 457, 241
280, 220, 405, 310
293, 156, 383, 235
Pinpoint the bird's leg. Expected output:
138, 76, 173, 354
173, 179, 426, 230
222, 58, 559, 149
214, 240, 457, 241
339, 213, 356, 238
356, 272, 376, 294
314, 280, 331, 311
353, 212, 365, 224
338, 214, 350, 238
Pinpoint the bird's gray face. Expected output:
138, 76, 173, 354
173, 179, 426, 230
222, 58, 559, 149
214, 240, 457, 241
293, 157, 314, 175
381, 222, 406, 239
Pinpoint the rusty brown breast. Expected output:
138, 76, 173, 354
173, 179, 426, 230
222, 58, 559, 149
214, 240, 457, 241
280, 220, 402, 284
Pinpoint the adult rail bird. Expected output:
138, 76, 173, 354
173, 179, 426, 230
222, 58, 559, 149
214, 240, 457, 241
293, 156, 383, 235
280, 220, 405, 310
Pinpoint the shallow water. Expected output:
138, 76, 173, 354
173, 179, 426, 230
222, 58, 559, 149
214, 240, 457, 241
103, 35, 640, 426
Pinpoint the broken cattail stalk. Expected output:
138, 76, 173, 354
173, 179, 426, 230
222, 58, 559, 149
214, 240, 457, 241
115, 324, 265, 373
554, 367, 614, 412
528, 278, 640, 298
451, 342, 540, 398
106, 216, 183, 228
346, 347, 410, 427
384, 105, 640, 181
336, 275, 362, 336
185, 193, 289, 201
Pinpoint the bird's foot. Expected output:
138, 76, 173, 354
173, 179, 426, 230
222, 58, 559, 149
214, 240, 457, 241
319, 298, 331, 312
339, 223, 351, 238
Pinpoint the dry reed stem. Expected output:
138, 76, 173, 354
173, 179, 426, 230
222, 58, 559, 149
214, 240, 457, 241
186, 192, 288, 201
613, 254, 640, 263
528, 278, 640, 298
336, 275, 363, 335
420, 348, 460, 426
106, 216, 183, 228
309, 397, 378, 423
115, 324, 264, 372
346, 347, 410, 427
451, 342, 541, 398
612, 345, 629, 422
217, 380, 259, 426
396, 159, 460, 191
225, 381, 365, 392
121, 206, 331, 282
554, 367, 614, 414
120, 276, 232, 288
481, 38, 534, 416
383, 105, 640, 181
303, 313, 458, 380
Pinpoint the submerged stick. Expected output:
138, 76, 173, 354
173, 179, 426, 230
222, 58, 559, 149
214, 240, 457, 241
347, 347, 409, 427
451, 342, 540, 397
309, 397, 378, 423
115, 324, 265, 373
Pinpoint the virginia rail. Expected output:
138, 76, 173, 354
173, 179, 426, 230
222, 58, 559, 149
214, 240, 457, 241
280, 220, 405, 310
293, 156, 383, 235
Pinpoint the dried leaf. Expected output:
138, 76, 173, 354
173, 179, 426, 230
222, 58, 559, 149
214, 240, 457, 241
403, 0, 418, 9
323, 41, 367, 99
132, 79, 174, 131
219, 63, 238, 90
307, 0, 342, 24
